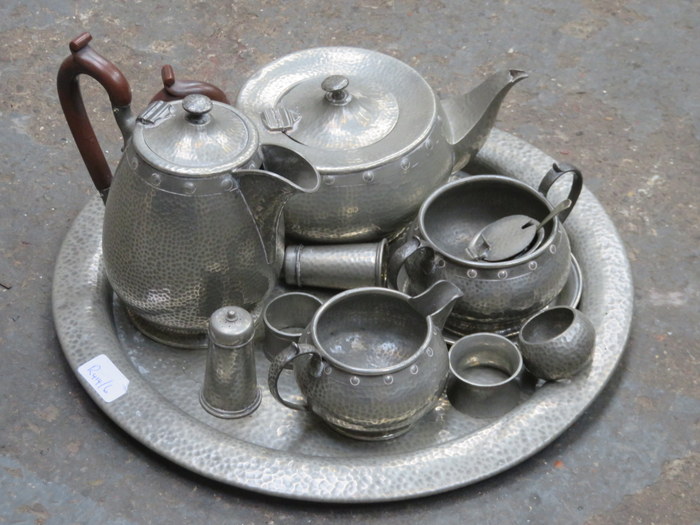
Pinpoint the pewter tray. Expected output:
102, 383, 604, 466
52, 130, 633, 502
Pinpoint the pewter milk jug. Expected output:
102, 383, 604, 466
57, 34, 320, 348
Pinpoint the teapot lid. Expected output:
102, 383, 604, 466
132, 94, 260, 176
236, 47, 437, 173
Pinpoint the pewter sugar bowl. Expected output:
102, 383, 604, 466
389, 164, 582, 335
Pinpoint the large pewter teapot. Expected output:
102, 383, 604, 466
237, 47, 527, 243
57, 34, 320, 348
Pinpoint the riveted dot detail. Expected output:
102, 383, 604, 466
498, 270, 508, 279
383, 375, 394, 385
467, 269, 478, 279
220, 175, 234, 191
350, 376, 360, 386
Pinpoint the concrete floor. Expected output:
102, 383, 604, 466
1, 0, 698, 523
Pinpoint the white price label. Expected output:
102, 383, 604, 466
77, 354, 130, 403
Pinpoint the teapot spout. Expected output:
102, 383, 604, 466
235, 145, 320, 264
440, 69, 528, 172
407, 280, 463, 332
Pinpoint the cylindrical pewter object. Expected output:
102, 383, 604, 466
200, 306, 261, 418
284, 240, 387, 290
262, 292, 323, 363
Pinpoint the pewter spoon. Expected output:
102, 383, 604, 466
466, 199, 572, 262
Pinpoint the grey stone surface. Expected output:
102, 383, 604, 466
1, 0, 698, 522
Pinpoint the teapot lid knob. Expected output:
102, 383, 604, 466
321, 75, 351, 105
182, 94, 213, 123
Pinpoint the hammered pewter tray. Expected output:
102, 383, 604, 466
52, 129, 633, 502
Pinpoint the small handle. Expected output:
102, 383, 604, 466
267, 343, 320, 411
537, 162, 583, 224
56, 33, 134, 201
387, 235, 432, 290
150, 65, 230, 104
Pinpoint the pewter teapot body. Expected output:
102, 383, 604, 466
57, 34, 320, 347
237, 47, 527, 242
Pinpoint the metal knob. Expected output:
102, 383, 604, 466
183, 94, 213, 124
322, 75, 351, 105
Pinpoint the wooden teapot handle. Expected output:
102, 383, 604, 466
150, 65, 230, 104
57, 32, 133, 201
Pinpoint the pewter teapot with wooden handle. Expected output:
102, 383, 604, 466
237, 47, 527, 242
57, 34, 320, 348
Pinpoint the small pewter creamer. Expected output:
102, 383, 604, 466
237, 47, 527, 242
57, 34, 320, 347
268, 281, 462, 441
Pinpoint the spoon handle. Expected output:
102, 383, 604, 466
536, 199, 573, 232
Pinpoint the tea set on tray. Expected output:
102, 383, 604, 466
57, 33, 596, 441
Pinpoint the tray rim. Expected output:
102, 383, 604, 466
52, 128, 633, 502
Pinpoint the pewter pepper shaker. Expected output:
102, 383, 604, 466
200, 306, 261, 418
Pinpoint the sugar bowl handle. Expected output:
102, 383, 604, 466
538, 162, 583, 224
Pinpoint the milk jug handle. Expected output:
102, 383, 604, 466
268, 343, 320, 411
387, 236, 432, 290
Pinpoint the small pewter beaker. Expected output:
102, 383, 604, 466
447, 333, 523, 419
284, 240, 387, 290
200, 306, 261, 418
262, 292, 323, 363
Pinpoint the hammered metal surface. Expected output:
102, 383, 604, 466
284, 241, 386, 289
200, 306, 261, 418
52, 129, 633, 502
236, 46, 453, 242
133, 98, 260, 175
237, 47, 438, 171
518, 306, 596, 381
102, 160, 283, 334
398, 175, 572, 334
274, 288, 451, 440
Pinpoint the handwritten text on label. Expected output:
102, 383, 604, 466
77, 354, 129, 403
